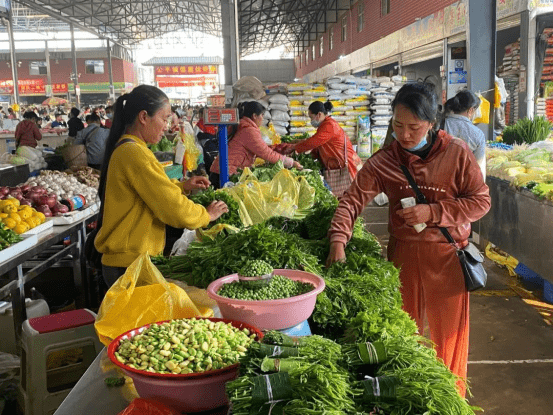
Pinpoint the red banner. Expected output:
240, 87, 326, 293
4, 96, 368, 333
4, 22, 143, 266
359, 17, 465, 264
155, 65, 218, 76
156, 76, 218, 88
0, 79, 68, 95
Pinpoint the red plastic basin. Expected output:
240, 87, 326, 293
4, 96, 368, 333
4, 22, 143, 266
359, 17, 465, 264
107, 317, 263, 413
207, 269, 325, 331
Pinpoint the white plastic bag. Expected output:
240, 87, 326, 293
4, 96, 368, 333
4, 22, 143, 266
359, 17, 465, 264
171, 229, 198, 256
271, 110, 291, 122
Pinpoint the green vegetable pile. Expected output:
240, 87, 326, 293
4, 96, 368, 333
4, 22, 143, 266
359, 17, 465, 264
0, 223, 23, 250
502, 116, 552, 145
154, 159, 479, 414
238, 259, 273, 277
149, 136, 176, 153
114, 318, 256, 374
188, 186, 242, 228
217, 275, 314, 301
104, 377, 125, 387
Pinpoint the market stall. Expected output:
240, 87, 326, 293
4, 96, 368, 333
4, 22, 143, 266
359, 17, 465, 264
47, 156, 478, 415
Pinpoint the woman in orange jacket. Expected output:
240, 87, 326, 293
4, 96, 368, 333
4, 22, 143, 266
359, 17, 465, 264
326, 81, 491, 397
284, 101, 361, 181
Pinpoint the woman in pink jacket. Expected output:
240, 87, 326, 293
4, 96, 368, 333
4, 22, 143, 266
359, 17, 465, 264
210, 101, 302, 187
327, 81, 491, 398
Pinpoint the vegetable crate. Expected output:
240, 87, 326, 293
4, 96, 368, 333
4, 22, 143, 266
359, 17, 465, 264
514, 263, 544, 287
544, 280, 553, 305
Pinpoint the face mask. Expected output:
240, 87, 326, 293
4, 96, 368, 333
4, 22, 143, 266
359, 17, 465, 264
392, 132, 428, 151
311, 118, 321, 128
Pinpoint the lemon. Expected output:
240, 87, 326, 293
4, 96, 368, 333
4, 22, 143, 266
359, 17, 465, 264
3, 204, 17, 214
19, 209, 32, 220
14, 224, 28, 234
33, 212, 46, 224
2, 218, 16, 229
11, 198, 20, 207
24, 219, 36, 229
8, 213, 21, 224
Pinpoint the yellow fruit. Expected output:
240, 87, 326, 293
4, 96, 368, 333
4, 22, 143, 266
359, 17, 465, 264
0, 200, 11, 208
18, 204, 31, 211
8, 213, 21, 224
14, 224, 28, 234
24, 219, 36, 229
19, 209, 32, 220
3, 204, 17, 213
0, 213, 7, 219
2, 218, 16, 229
11, 198, 20, 207
33, 211, 46, 224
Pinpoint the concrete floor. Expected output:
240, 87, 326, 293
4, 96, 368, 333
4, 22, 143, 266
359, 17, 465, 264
360, 205, 553, 415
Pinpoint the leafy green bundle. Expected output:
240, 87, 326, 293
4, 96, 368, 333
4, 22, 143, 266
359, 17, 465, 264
501, 116, 552, 145
188, 186, 242, 228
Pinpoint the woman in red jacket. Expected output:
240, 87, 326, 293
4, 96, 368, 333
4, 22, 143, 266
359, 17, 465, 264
15, 111, 42, 148
210, 101, 302, 187
285, 101, 361, 181
327, 81, 491, 397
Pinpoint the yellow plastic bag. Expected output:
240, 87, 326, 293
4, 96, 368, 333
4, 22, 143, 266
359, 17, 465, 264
94, 254, 213, 346
485, 243, 519, 277
473, 94, 490, 124
182, 132, 200, 171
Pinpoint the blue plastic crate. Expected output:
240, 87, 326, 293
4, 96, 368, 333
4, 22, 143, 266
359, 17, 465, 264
544, 280, 553, 305
279, 319, 311, 337
514, 263, 544, 287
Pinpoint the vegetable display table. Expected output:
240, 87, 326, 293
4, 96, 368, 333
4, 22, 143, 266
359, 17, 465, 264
0, 211, 98, 350
478, 176, 553, 284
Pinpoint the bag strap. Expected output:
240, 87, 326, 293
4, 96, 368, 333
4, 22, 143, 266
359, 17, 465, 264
399, 164, 457, 246
96, 138, 136, 229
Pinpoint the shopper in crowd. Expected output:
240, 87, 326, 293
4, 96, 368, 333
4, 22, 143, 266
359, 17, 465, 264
326, 81, 491, 398
74, 113, 110, 170
443, 90, 487, 179
67, 107, 85, 139
51, 113, 67, 128
0, 107, 5, 119
94, 85, 229, 287
104, 105, 114, 129
170, 106, 180, 133
7, 108, 16, 120
282, 100, 362, 182
15, 111, 42, 148
209, 101, 302, 188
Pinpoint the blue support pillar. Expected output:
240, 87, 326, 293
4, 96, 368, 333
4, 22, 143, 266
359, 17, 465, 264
467, 0, 497, 140
218, 125, 229, 187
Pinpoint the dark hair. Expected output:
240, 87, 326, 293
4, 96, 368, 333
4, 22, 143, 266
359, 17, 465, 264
444, 90, 481, 114
391, 81, 439, 125
23, 111, 38, 120
308, 100, 333, 115
105, 105, 113, 113
86, 113, 101, 124
70, 107, 80, 117
98, 85, 169, 204
55, 113, 63, 118
8, 108, 13, 113
237, 101, 265, 119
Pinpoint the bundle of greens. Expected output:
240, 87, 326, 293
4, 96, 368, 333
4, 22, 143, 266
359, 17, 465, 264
227, 360, 358, 415
292, 152, 323, 171
188, 186, 242, 228
501, 116, 552, 145
149, 136, 175, 152
156, 224, 323, 288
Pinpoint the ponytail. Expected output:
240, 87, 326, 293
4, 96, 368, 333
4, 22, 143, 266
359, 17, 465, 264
98, 86, 168, 204
444, 90, 481, 114
237, 101, 265, 119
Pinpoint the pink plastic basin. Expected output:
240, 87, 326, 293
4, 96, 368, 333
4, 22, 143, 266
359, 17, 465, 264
107, 317, 263, 413
207, 269, 325, 331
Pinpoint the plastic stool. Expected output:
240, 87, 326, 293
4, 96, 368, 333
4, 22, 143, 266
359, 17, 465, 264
18, 309, 103, 415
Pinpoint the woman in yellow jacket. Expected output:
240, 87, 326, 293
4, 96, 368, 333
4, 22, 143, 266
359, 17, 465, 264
95, 85, 228, 287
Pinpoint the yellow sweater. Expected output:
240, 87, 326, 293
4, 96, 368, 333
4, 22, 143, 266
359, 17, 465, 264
95, 135, 211, 267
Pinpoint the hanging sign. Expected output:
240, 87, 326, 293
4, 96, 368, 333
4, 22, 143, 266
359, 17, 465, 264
154, 65, 218, 76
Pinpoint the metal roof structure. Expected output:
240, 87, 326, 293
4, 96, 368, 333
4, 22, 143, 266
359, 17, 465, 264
142, 56, 224, 66
1, 0, 347, 56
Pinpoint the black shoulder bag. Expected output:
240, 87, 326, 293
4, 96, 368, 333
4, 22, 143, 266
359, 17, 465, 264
84, 138, 135, 269
399, 165, 487, 292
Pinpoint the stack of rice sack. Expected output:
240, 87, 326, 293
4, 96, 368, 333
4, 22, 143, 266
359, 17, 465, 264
497, 39, 521, 77
326, 76, 372, 142
370, 75, 407, 153
267, 94, 291, 137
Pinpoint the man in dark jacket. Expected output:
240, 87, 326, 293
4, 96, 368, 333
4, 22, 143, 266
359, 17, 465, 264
67, 107, 85, 138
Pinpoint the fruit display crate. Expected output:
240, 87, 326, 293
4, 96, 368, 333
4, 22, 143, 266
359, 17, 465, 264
50, 202, 99, 226
0, 234, 39, 265
24, 220, 54, 235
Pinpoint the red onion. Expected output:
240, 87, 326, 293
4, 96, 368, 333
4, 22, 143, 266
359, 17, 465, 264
20, 198, 33, 206
36, 205, 53, 217
52, 203, 69, 214
31, 186, 46, 194
0, 187, 9, 196
38, 194, 57, 209
19, 184, 31, 192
